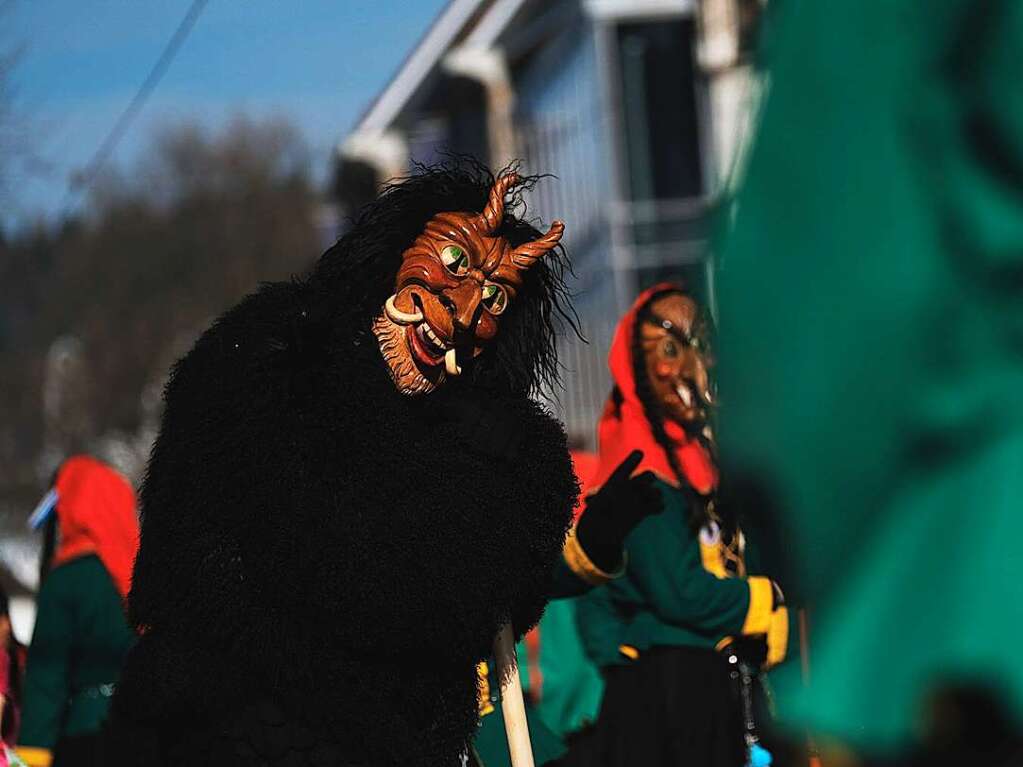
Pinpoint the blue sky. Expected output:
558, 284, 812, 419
4, 0, 448, 226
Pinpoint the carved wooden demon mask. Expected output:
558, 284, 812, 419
373, 172, 564, 395
639, 291, 716, 429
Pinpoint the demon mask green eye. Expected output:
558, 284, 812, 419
440, 245, 470, 275
482, 282, 508, 315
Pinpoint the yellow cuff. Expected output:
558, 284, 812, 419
699, 539, 726, 578
16, 747, 53, 767
476, 661, 495, 717
618, 644, 640, 660
766, 606, 789, 668
742, 576, 774, 635
563, 523, 624, 586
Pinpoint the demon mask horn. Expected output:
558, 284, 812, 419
476, 173, 566, 264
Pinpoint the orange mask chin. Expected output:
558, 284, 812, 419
374, 172, 564, 396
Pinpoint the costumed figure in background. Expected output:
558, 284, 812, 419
103, 161, 581, 767
563, 284, 789, 767
16, 456, 139, 767
0, 585, 27, 767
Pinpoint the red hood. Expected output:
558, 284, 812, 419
591, 283, 717, 495
52, 455, 140, 599
569, 450, 599, 520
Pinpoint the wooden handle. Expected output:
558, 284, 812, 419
798, 608, 823, 767
493, 623, 535, 767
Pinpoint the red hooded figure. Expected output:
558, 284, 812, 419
51, 456, 139, 600
17, 456, 139, 767
562, 284, 789, 767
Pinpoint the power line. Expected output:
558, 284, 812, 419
64, 0, 209, 212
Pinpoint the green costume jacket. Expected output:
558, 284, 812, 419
576, 480, 785, 669
19, 555, 136, 750
474, 480, 788, 765
526, 598, 603, 736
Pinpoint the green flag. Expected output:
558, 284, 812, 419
717, 0, 1023, 754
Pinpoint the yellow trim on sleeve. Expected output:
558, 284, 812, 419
699, 539, 727, 578
766, 606, 789, 668
715, 635, 734, 652
15, 747, 53, 767
742, 576, 774, 635
618, 644, 640, 660
476, 661, 495, 717
562, 523, 625, 586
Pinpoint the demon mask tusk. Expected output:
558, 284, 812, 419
385, 294, 424, 325
445, 348, 462, 376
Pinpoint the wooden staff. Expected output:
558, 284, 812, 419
493, 623, 535, 767
799, 608, 823, 767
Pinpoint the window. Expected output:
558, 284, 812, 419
615, 18, 704, 202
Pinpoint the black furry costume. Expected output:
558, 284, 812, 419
104, 161, 579, 767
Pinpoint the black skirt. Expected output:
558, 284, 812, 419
53, 733, 100, 767
557, 645, 746, 767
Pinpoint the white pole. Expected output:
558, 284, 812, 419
493, 623, 536, 767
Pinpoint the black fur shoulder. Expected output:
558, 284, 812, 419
110, 285, 576, 766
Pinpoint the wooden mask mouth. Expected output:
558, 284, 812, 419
373, 312, 446, 396
376, 172, 565, 395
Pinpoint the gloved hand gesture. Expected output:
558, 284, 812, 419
575, 450, 663, 573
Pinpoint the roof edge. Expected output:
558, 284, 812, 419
354, 0, 488, 134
